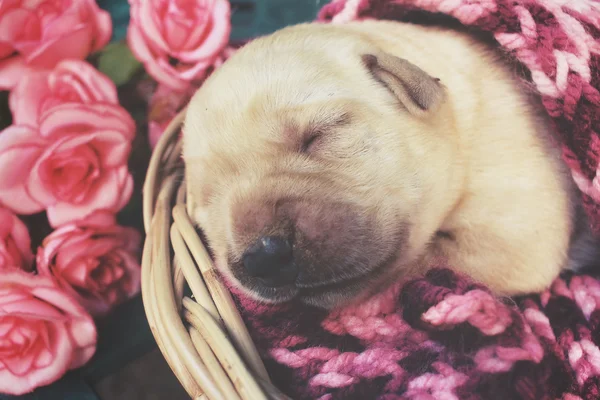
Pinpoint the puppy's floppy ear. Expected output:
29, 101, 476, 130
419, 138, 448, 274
362, 52, 444, 116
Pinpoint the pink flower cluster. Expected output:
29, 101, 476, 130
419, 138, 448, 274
0, 0, 125, 395
0, 0, 232, 395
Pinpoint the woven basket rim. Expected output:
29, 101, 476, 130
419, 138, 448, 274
141, 109, 289, 400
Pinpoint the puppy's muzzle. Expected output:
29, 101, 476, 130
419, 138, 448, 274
242, 236, 297, 287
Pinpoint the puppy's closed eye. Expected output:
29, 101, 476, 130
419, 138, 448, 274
298, 112, 352, 155
300, 131, 323, 153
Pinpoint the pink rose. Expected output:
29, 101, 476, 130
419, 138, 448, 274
0, 105, 135, 227
127, 0, 231, 90
0, 0, 112, 89
0, 269, 97, 395
0, 207, 33, 271
0, 60, 134, 226
9, 59, 119, 127
37, 212, 141, 316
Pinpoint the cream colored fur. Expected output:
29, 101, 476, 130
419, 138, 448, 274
183, 20, 584, 307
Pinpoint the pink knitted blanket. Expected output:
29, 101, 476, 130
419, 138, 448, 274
233, 1, 600, 399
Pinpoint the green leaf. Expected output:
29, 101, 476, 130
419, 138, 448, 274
97, 41, 142, 87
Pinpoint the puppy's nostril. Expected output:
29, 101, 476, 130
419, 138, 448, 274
243, 236, 296, 286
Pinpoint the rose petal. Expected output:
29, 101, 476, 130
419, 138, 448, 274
84, 130, 132, 167
0, 290, 29, 309
0, 184, 44, 215
118, 251, 142, 297
0, 8, 31, 43
177, 1, 231, 62
0, 318, 16, 336
54, 238, 105, 270
136, 0, 171, 53
67, 316, 97, 351
85, 0, 113, 51
53, 60, 118, 104
0, 42, 14, 59
46, 166, 133, 227
34, 347, 54, 369
0, 270, 50, 288
33, 13, 86, 46
0, 126, 46, 213
9, 70, 51, 126
163, 13, 193, 51
39, 103, 135, 140
29, 285, 85, 319
0, 209, 33, 270
3, 344, 37, 375
0, 123, 44, 149
181, 12, 211, 51
0, 144, 43, 189
126, 23, 158, 65
72, 212, 117, 228
70, 343, 96, 370
25, 24, 93, 68
1, 298, 65, 320
0, 55, 31, 90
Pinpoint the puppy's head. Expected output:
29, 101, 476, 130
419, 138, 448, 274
183, 23, 453, 308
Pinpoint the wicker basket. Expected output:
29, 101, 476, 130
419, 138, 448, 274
141, 109, 289, 400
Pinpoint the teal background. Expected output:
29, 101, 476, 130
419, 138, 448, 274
1, 1, 328, 399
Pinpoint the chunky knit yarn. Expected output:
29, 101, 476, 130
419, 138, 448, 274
232, 1, 600, 399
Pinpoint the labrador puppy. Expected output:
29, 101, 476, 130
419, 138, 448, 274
182, 20, 600, 309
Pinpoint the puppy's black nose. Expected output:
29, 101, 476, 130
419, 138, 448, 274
243, 236, 297, 287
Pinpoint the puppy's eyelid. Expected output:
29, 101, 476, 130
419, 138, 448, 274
300, 131, 323, 153
297, 112, 351, 154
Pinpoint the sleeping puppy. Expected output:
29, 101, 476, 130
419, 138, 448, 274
182, 20, 600, 309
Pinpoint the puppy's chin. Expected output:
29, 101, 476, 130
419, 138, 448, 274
298, 279, 378, 309
236, 279, 373, 309
243, 283, 300, 304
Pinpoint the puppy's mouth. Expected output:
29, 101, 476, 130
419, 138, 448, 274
234, 247, 401, 308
